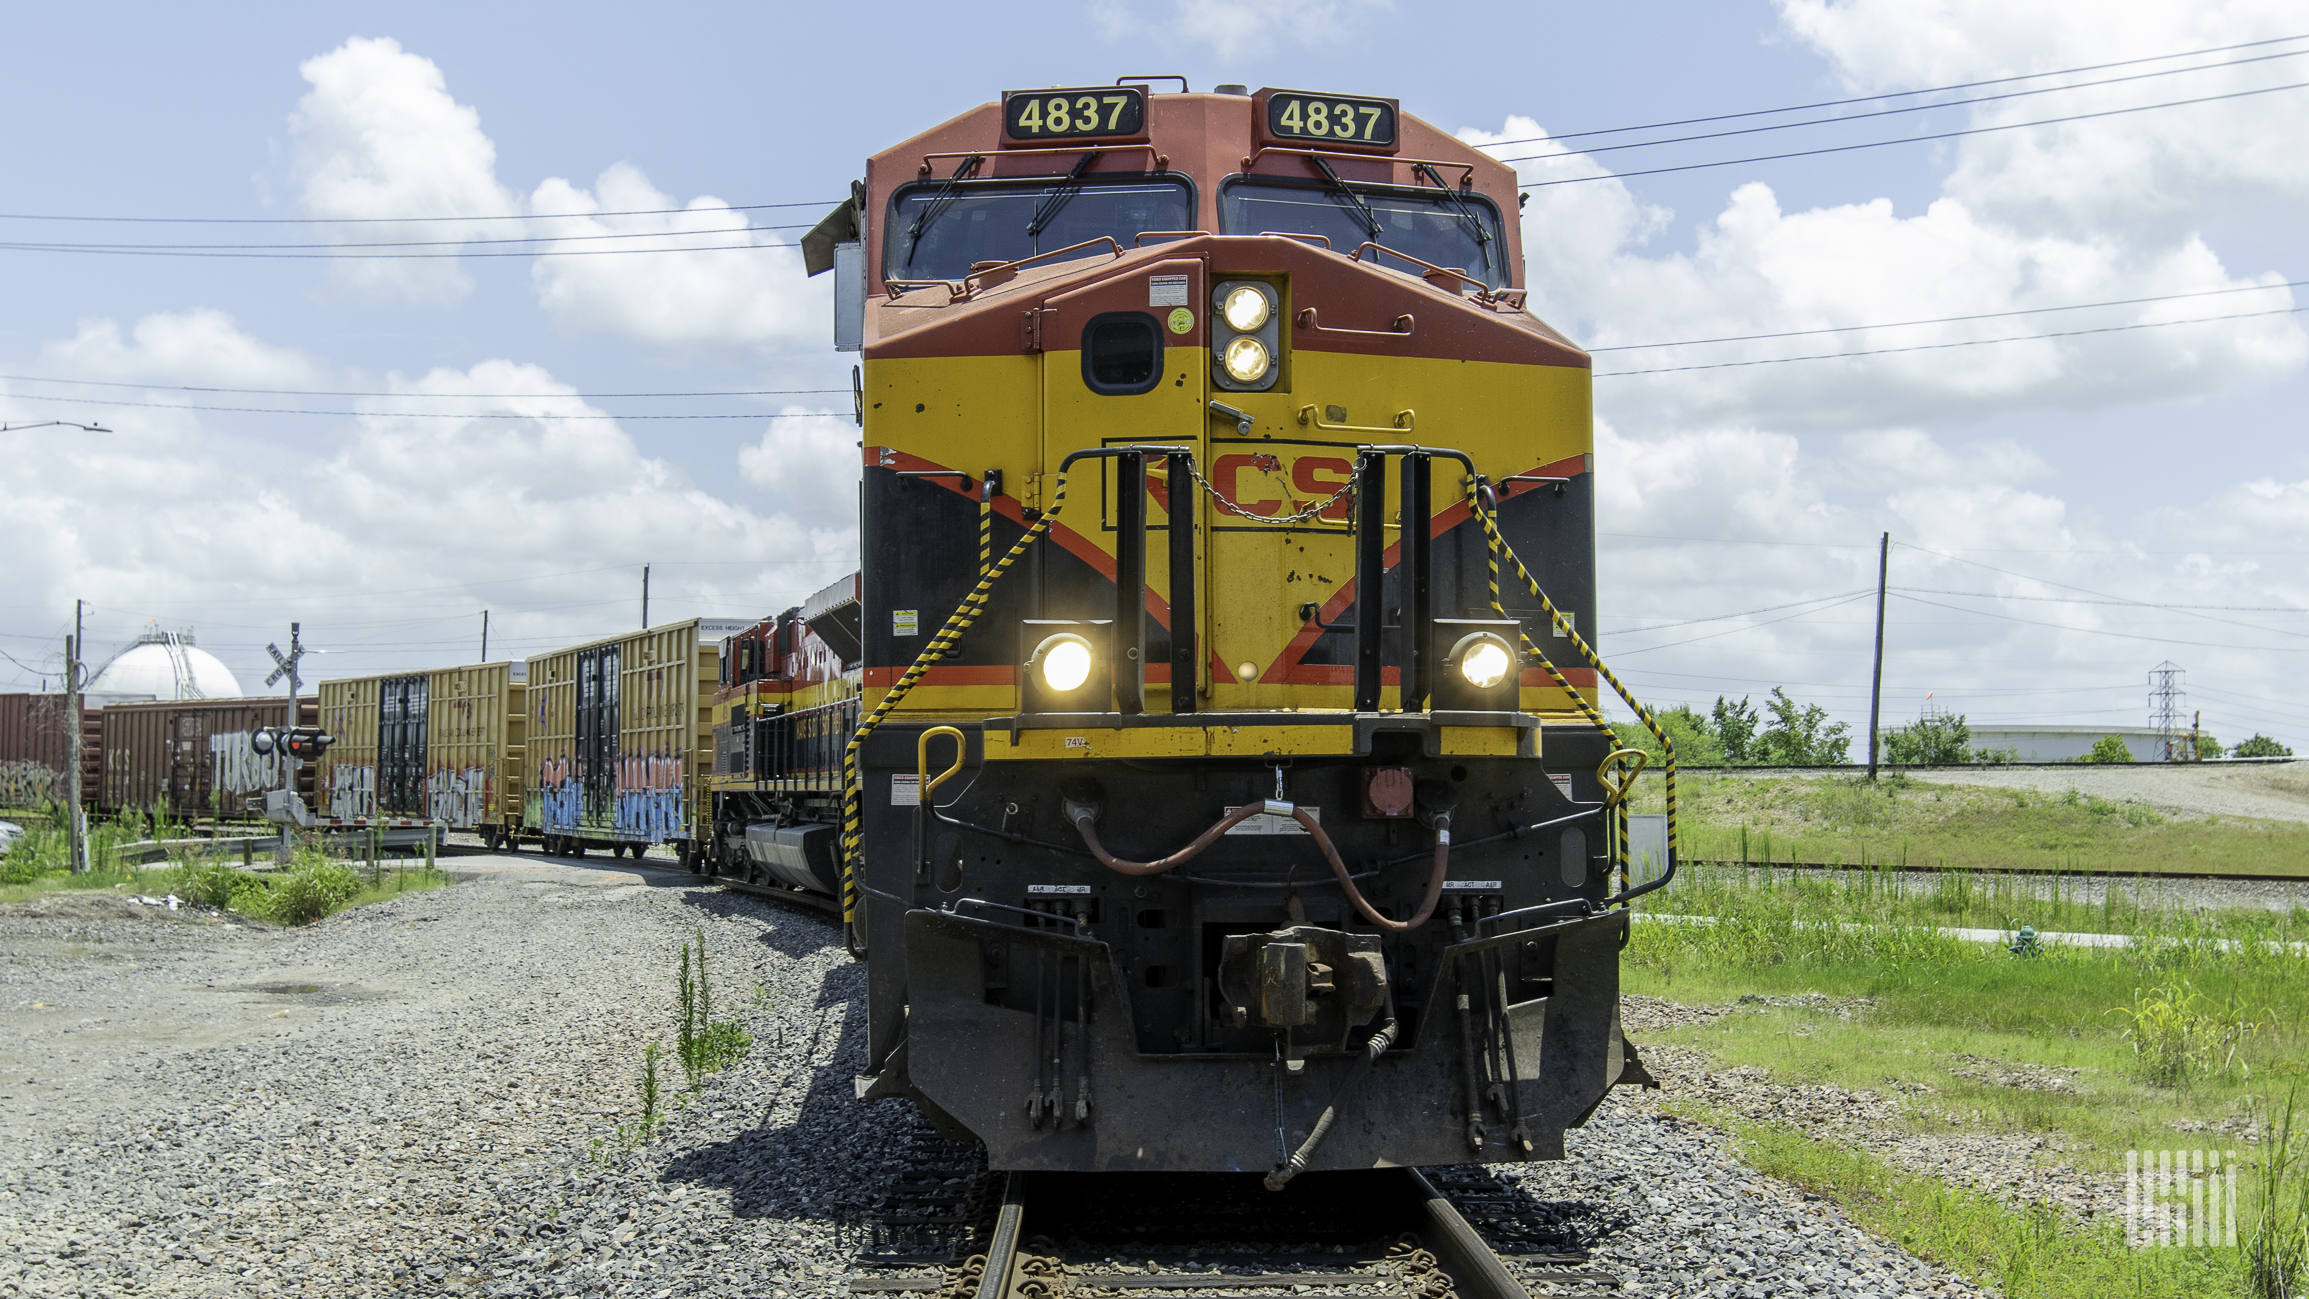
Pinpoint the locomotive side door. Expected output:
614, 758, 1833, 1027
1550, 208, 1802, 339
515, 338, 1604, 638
1037, 256, 1210, 708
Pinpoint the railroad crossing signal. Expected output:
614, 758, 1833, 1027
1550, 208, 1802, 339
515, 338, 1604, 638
263, 637, 304, 688
250, 726, 333, 758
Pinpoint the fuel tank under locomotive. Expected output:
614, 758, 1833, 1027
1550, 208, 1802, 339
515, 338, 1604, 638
852, 718, 1651, 1173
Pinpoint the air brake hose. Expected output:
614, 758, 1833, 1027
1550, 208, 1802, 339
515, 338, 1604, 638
1071, 803, 1451, 934
1264, 1017, 1399, 1192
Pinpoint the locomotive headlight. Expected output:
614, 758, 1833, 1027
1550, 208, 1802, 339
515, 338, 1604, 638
1211, 279, 1281, 393
1458, 639, 1513, 691
1431, 620, 1525, 714
1038, 636, 1093, 692
1020, 620, 1112, 714
1222, 336, 1271, 384
1221, 285, 1271, 332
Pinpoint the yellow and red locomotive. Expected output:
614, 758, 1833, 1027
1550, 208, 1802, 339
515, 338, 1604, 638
708, 80, 1676, 1178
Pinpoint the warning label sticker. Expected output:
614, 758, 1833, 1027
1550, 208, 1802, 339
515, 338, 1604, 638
1148, 274, 1189, 307
891, 774, 921, 807
893, 609, 919, 636
1222, 806, 1319, 836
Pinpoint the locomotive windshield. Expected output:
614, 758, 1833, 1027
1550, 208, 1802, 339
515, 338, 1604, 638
883, 176, 1193, 281
1220, 177, 1510, 289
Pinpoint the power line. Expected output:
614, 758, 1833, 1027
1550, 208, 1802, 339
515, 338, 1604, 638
1595, 306, 2306, 377
1897, 586, 2307, 614
1476, 32, 2309, 146
0, 374, 846, 400
1504, 79, 2309, 182
1609, 591, 1877, 655
0, 222, 812, 255
0, 391, 844, 420
1509, 48, 2309, 162
1602, 588, 1875, 633
0, 200, 842, 226
1894, 543, 2309, 640
1890, 592, 2309, 653
1586, 279, 2306, 353
0, 238, 794, 261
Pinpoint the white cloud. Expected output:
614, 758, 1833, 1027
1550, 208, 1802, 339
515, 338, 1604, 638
1474, 116, 2306, 431
0, 315, 854, 687
37, 309, 329, 388
528, 165, 827, 350
737, 409, 861, 532
1095, 0, 1393, 57
282, 38, 824, 348
288, 36, 519, 304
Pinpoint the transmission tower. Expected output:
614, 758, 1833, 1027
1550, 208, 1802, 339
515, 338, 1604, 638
2147, 661, 2185, 762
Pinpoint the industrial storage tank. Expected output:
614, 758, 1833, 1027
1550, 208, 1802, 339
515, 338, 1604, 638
315, 662, 527, 846
97, 697, 316, 820
84, 628, 244, 702
524, 619, 749, 862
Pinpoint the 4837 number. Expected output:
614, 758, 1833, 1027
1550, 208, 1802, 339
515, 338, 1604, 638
1009, 91, 1142, 138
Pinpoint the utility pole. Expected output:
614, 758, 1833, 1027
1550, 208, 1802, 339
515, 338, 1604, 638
641, 564, 651, 629
1867, 532, 1888, 780
480, 609, 489, 662
65, 600, 87, 873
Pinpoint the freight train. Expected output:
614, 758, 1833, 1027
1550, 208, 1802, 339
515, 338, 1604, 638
698, 80, 1680, 1178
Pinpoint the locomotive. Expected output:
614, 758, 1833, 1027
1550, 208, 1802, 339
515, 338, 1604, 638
705, 80, 1678, 1179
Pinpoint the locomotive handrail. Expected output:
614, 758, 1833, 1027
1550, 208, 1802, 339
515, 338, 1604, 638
1132, 229, 1212, 246
1258, 231, 1331, 249
1597, 748, 1648, 809
917, 726, 968, 802
1295, 306, 1416, 338
1466, 480, 1679, 907
1346, 242, 1504, 304
956, 237, 1126, 299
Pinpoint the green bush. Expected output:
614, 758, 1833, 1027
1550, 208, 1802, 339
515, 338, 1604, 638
248, 859, 362, 925
170, 859, 244, 910
1884, 712, 1972, 765
2083, 735, 2135, 764
2237, 734, 2294, 759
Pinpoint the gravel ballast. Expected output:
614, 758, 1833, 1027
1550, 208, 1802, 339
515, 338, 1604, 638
6, 865, 1997, 1297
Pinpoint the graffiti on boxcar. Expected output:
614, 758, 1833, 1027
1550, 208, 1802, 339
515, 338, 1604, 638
615, 747, 685, 841
207, 732, 291, 798
0, 760, 64, 807
535, 754, 580, 835
427, 765, 488, 829
327, 764, 376, 820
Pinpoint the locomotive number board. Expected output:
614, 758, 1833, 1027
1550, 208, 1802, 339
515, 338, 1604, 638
1259, 89, 1399, 151
1002, 86, 1148, 143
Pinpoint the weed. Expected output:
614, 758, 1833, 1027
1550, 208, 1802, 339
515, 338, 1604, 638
2114, 978, 2264, 1088
674, 927, 752, 1089
170, 859, 244, 910
2247, 1084, 2309, 1299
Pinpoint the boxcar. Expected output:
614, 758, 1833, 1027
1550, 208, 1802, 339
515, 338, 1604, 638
96, 697, 316, 821
523, 618, 749, 862
315, 663, 528, 847
0, 693, 73, 809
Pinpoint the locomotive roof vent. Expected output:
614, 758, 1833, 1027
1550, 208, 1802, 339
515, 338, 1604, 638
1213, 83, 1249, 95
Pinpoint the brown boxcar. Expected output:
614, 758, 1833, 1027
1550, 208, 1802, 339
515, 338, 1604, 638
97, 697, 316, 820
0, 693, 75, 808
524, 618, 748, 860
315, 663, 526, 843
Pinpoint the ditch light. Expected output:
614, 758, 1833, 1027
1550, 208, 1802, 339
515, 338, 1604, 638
1021, 620, 1113, 713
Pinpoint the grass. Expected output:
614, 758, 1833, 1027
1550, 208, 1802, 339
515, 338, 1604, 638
2, 809, 451, 923
1630, 772, 2309, 877
1701, 1107, 2240, 1299
1625, 859, 2309, 1297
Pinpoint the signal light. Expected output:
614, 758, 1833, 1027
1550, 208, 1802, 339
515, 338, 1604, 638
250, 727, 277, 756
1211, 279, 1280, 393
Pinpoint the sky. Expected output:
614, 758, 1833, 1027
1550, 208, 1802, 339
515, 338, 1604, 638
2, 0, 2304, 750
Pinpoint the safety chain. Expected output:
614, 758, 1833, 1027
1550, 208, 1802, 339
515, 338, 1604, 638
839, 480, 1070, 957
1386, 1235, 1458, 1299
1467, 481, 1678, 895
1180, 452, 1368, 526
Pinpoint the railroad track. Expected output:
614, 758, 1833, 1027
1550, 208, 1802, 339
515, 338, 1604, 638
715, 875, 846, 916
846, 1156, 1620, 1299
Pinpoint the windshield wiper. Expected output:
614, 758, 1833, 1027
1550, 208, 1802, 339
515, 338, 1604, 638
900, 154, 984, 272
1413, 162, 1493, 274
1309, 155, 1383, 241
1025, 152, 1100, 246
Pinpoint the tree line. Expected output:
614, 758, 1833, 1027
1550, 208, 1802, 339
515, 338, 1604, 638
1607, 692, 2293, 767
